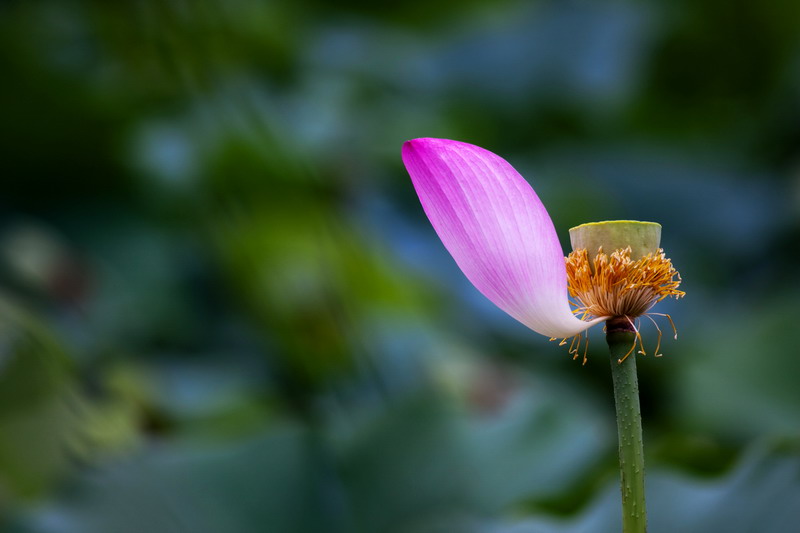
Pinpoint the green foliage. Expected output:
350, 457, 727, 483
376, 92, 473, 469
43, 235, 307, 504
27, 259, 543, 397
1, 0, 799, 530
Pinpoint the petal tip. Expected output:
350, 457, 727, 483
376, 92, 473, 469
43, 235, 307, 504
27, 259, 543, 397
403, 137, 459, 150
401, 138, 418, 153
402, 138, 482, 168
401, 138, 421, 161
402, 138, 444, 166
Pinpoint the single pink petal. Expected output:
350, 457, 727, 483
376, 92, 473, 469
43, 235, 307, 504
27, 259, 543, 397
402, 138, 604, 338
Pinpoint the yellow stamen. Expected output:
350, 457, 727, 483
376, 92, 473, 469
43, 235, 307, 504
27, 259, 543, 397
553, 247, 684, 363
566, 247, 684, 318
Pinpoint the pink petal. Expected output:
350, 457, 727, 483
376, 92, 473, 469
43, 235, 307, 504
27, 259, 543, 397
402, 138, 604, 338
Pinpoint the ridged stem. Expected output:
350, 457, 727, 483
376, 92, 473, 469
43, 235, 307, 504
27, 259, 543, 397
607, 324, 647, 533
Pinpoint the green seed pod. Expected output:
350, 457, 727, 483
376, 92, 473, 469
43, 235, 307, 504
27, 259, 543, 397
569, 220, 661, 262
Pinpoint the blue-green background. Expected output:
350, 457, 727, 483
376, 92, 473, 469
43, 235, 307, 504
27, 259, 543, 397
1, 1, 799, 531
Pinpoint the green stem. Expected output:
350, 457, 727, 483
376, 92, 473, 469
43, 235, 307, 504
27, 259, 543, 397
607, 328, 647, 533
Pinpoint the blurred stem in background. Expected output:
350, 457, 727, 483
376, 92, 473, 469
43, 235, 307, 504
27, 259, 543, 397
607, 325, 647, 533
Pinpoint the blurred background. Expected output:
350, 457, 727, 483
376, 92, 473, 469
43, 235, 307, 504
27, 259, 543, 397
1, 0, 799, 531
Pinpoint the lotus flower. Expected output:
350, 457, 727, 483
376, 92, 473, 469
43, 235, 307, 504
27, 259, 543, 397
401, 137, 607, 339
403, 141, 686, 532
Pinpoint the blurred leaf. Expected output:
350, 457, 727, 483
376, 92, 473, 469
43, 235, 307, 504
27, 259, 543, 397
21, 425, 325, 533
334, 377, 611, 532
0, 295, 79, 500
487, 441, 800, 533
671, 292, 800, 439
0, 295, 142, 502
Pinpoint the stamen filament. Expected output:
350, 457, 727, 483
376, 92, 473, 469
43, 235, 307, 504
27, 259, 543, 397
644, 314, 664, 357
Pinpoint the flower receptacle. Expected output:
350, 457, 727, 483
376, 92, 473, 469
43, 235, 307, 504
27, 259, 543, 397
569, 220, 661, 261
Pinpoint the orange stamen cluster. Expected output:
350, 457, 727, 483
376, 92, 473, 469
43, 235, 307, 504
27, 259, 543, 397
566, 247, 684, 319
556, 247, 684, 364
